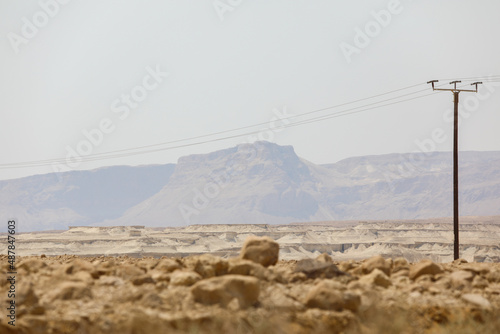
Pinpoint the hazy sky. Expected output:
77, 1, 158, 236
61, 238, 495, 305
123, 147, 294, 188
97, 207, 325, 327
1, 0, 499, 180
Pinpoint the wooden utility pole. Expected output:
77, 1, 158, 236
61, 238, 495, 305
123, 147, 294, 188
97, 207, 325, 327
427, 80, 482, 260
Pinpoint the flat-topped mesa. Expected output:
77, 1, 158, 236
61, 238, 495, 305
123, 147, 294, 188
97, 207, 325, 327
68, 226, 145, 230
66, 226, 146, 236
184, 224, 272, 233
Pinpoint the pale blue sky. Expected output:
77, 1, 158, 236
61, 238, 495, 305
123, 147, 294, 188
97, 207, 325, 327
1, 0, 499, 180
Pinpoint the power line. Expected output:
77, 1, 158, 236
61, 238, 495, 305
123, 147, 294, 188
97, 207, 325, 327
0, 82, 429, 169
0, 87, 443, 169
1, 76, 498, 170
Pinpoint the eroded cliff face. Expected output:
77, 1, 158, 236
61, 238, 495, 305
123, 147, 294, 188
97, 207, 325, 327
4, 217, 500, 263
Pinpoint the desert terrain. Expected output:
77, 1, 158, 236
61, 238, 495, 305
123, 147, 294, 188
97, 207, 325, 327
4, 216, 500, 263
1, 235, 500, 334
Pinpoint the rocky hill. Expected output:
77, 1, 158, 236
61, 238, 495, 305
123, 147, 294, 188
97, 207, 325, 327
0, 164, 175, 231
2, 141, 500, 231
104, 141, 500, 227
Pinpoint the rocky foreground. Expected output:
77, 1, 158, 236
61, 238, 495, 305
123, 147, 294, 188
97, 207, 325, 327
1, 237, 500, 334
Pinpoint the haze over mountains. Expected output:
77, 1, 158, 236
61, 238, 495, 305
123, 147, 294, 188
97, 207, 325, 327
0, 164, 175, 232
2, 141, 500, 232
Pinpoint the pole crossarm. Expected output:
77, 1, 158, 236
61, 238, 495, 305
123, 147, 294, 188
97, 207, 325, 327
427, 79, 482, 260
427, 80, 482, 93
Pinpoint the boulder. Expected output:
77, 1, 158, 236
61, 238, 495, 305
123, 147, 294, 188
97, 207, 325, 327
361, 256, 391, 276
305, 280, 360, 312
393, 257, 409, 269
191, 275, 259, 309
409, 260, 443, 280
339, 261, 356, 273
155, 259, 182, 273
240, 236, 279, 267
462, 263, 490, 276
358, 268, 392, 288
294, 259, 346, 279
132, 274, 155, 286
228, 258, 267, 280
170, 271, 202, 287
452, 258, 468, 265
187, 254, 228, 278
262, 284, 305, 312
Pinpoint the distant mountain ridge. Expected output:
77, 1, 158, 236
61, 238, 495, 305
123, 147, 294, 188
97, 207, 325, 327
0, 164, 175, 231
2, 141, 500, 231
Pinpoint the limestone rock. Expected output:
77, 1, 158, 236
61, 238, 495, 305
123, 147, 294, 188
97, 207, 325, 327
462, 293, 492, 309
316, 253, 333, 263
228, 258, 267, 280
361, 255, 391, 276
486, 270, 500, 283
155, 258, 182, 273
170, 271, 202, 287
409, 260, 443, 280
305, 280, 360, 312
393, 257, 409, 270
137, 259, 158, 271
450, 270, 474, 289
339, 261, 356, 273
190, 254, 228, 278
132, 274, 155, 286
115, 264, 146, 280
392, 268, 409, 279
191, 275, 259, 309
358, 268, 392, 288
294, 258, 346, 279
64, 259, 94, 275
240, 236, 279, 267
452, 258, 468, 265
262, 284, 305, 312
462, 263, 490, 276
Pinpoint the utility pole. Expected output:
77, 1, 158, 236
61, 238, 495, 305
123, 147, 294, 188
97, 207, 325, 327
427, 80, 482, 260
